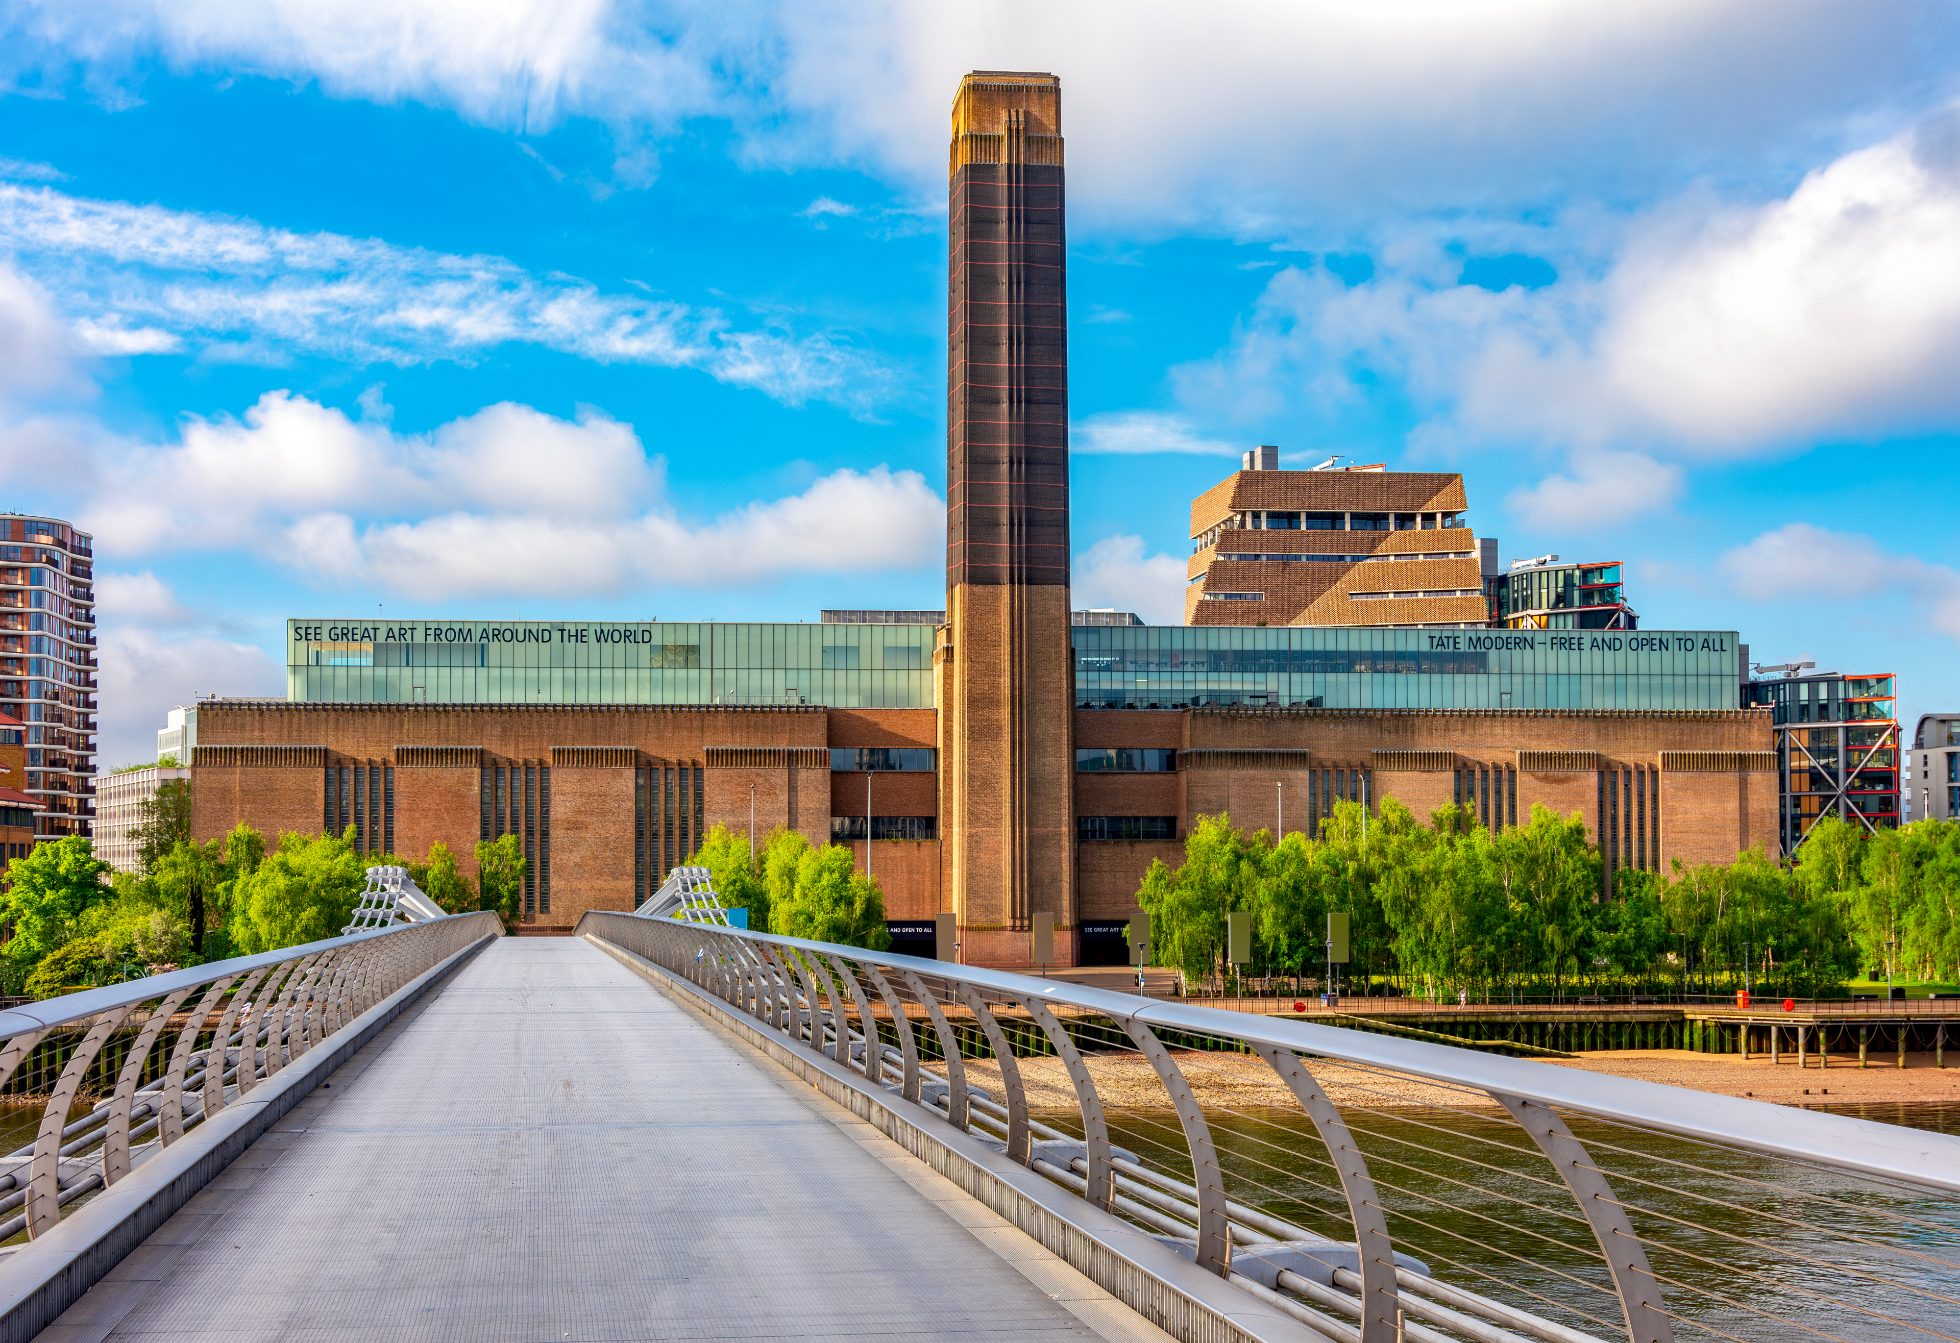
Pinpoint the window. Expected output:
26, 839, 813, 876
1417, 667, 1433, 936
1199, 591, 1262, 602
1077, 815, 1177, 841
1075, 748, 1176, 773
830, 747, 935, 771
831, 815, 937, 841
820, 645, 859, 670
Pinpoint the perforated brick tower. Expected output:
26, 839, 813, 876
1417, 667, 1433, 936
938, 71, 1077, 966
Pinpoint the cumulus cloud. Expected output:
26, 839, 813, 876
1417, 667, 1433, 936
11, 3, 1955, 227
1073, 534, 1185, 625
0, 182, 894, 410
5, 0, 716, 136
94, 570, 198, 627
1507, 452, 1683, 531
63, 389, 943, 600
1719, 524, 1960, 639
1073, 411, 1240, 457
96, 627, 283, 768
0, 261, 84, 403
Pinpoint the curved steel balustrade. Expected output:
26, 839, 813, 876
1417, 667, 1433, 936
580, 908, 1960, 1343
342, 864, 451, 934
0, 911, 500, 1242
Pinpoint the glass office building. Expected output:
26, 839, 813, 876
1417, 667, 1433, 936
289, 619, 1742, 715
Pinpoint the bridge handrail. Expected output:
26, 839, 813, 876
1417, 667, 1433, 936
0, 910, 501, 1244
0, 922, 452, 1039
605, 916, 1960, 1194
582, 909, 1960, 1343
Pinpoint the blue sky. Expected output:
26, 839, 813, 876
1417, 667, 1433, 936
2, 2, 1958, 766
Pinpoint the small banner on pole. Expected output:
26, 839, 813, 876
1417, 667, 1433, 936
934, 911, 958, 962
1227, 909, 1251, 966
1327, 910, 1351, 965
1031, 911, 1054, 967
1128, 910, 1150, 966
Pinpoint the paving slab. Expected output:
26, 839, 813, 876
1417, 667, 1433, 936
45, 939, 1116, 1342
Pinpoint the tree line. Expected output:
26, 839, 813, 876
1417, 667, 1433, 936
0, 778, 528, 997
1135, 802, 1960, 1001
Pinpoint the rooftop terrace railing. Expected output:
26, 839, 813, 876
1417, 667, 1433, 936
581, 909, 1960, 1343
0, 910, 499, 1243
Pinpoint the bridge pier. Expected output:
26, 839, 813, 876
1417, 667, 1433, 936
1859, 1025, 1869, 1068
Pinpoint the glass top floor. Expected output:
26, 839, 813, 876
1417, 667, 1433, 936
285, 619, 1743, 713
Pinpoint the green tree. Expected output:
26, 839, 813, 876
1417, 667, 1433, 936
418, 841, 474, 914
474, 834, 527, 933
688, 824, 768, 930
0, 835, 110, 977
230, 830, 368, 953
132, 777, 193, 874
773, 844, 891, 949
760, 828, 812, 935
150, 838, 225, 962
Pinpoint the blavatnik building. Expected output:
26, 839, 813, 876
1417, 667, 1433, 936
187, 73, 1780, 966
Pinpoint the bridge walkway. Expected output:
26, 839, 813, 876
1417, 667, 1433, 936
41, 939, 1160, 1342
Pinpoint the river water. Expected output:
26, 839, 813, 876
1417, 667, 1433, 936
1103, 1101, 1959, 1342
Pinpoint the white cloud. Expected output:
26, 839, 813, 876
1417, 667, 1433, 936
1507, 452, 1683, 531
13, 3, 1954, 228
59, 388, 943, 600
1073, 411, 1240, 457
0, 182, 893, 410
0, 261, 83, 403
7, 0, 716, 137
799, 196, 857, 220
760, 1, 1955, 226
95, 627, 282, 768
94, 570, 198, 626
0, 157, 64, 183
1719, 524, 1960, 640
1072, 534, 1185, 625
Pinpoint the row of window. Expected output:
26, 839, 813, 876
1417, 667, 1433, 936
1350, 588, 1482, 600
830, 816, 938, 841
1226, 510, 1466, 532
1211, 550, 1474, 565
1078, 815, 1178, 841
829, 747, 936, 772
326, 765, 395, 857
632, 765, 705, 908
1074, 748, 1177, 773
482, 766, 551, 916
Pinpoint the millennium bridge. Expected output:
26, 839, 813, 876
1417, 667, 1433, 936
0, 872, 1952, 1342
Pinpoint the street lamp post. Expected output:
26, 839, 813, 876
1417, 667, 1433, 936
749, 783, 756, 860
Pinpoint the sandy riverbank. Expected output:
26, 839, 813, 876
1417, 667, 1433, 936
960, 1046, 1960, 1114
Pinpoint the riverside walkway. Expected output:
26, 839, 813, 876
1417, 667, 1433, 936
37, 940, 1153, 1342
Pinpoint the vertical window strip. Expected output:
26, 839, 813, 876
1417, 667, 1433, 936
368, 765, 381, 854
539, 768, 551, 914
678, 764, 691, 864
339, 767, 351, 843
634, 768, 647, 903
1507, 768, 1518, 828
384, 767, 395, 855
693, 765, 704, 857
480, 768, 492, 843
524, 766, 537, 916
324, 767, 335, 835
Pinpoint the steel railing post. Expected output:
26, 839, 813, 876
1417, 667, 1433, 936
826, 955, 883, 1085
27, 1008, 127, 1237
901, 972, 969, 1130
103, 987, 191, 1186
1255, 1043, 1402, 1341
1491, 1091, 1675, 1343
1021, 996, 1115, 1211
863, 966, 921, 1103
956, 986, 1030, 1164
1123, 1018, 1230, 1276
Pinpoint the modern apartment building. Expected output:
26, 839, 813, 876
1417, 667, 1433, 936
0, 514, 97, 840
1487, 556, 1638, 630
94, 762, 192, 874
1744, 665, 1900, 850
1185, 449, 1487, 628
0, 710, 38, 873
1908, 713, 1960, 822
